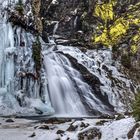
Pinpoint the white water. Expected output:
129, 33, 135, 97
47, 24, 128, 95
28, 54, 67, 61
42, 46, 112, 116
58, 45, 136, 113
44, 52, 87, 115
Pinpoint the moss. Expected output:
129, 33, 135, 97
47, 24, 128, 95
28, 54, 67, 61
93, 1, 140, 52
32, 36, 41, 76
133, 34, 140, 42
94, 28, 110, 46
94, 0, 116, 23
130, 30, 140, 53
132, 18, 140, 25
131, 45, 138, 54
94, 18, 129, 46
109, 18, 129, 41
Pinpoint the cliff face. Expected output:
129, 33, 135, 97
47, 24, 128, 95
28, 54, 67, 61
40, 0, 94, 44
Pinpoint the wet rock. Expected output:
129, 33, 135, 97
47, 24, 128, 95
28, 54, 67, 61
34, 126, 38, 129
8, 10, 38, 35
40, 118, 71, 124
115, 114, 125, 120
56, 130, 65, 134
96, 120, 108, 126
99, 114, 115, 119
29, 132, 36, 137
38, 125, 49, 130
80, 122, 89, 128
67, 124, 78, 131
74, 118, 84, 121
78, 127, 101, 140
127, 123, 140, 139
5, 119, 14, 123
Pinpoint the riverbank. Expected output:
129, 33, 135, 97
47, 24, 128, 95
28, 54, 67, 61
0, 116, 139, 140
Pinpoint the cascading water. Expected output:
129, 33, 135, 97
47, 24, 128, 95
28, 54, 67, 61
43, 50, 87, 116
0, 12, 112, 116
58, 45, 136, 113
42, 45, 112, 116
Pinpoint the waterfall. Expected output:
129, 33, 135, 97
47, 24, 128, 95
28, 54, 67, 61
43, 48, 111, 116
0, 1, 136, 117
44, 52, 87, 116
0, 12, 113, 116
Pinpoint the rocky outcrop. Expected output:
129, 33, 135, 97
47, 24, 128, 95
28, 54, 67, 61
8, 10, 38, 34
78, 127, 102, 140
127, 123, 140, 139
40, 0, 95, 45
